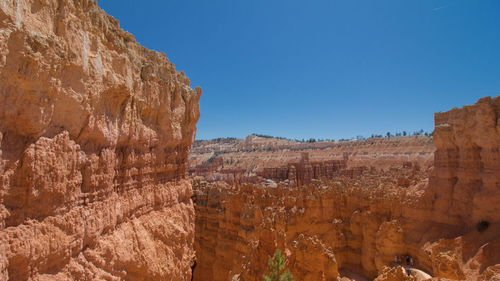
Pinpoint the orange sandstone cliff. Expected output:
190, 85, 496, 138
192, 96, 500, 281
0, 0, 201, 280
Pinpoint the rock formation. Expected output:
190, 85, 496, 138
192, 96, 500, 281
0, 0, 201, 280
429, 96, 500, 226
189, 136, 435, 185
256, 152, 350, 187
192, 166, 429, 281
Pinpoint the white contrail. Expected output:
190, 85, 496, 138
432, 5, 449, 11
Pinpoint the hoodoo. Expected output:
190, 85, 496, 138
0, 0, 200, 280
191, 96, 500, 281
1, 1, 499, 281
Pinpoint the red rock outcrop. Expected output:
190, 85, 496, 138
427, 96, 500, 226
192, 96, 500, 281
190, 137, 434, 190
0, 1, 200, 280
190, 135, 435, 176
256, 153, 350, 187
192, 166, 429, 281
374, 266, 417, 281
419, 96, 500, 280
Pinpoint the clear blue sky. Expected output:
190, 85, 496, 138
98, 0, 500, 140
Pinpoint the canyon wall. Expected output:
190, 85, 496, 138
429, 96, 500, 226
189, 136, 434, 186
0, 0, 201, 280
193, 167, 430, 281
192, 96, 500, 281
189, 135, 435, 176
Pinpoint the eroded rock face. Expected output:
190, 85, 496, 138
189, 136, 435, 186
429, 96, 500, 226
192, 167, 431, 281
0, 0, 201, 280
189, 135, 435, 178
192, 96, 500, 281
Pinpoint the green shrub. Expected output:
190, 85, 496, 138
263, 248, 294, 281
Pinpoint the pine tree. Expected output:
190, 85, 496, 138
263, 249, 294, 281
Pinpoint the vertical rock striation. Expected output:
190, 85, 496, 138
429, 96, 500, 226
420, 95, 500, 280
0, 0, 201, 280
192, 96, 500, 281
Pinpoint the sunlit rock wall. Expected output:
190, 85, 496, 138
0, 0, 201, 280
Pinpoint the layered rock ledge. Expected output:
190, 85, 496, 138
192, 96, 500, 281
0, 0, 201, 280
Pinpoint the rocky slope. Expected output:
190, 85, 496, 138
189, 136, 435, 183
192, 96, 500, 281
0, 0, 200, 280
193, 165, 433, 281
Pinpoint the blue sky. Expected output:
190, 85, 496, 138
98, 0, 500, 140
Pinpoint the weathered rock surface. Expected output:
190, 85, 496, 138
373, 266, 417, 281
190, 136, 434, 186
256, 152, 351, 187
192, 96, 500, 281
190, 135, 435, 176
0, 0, 201, 280
192, 168, 429, 281
429, 96, 500, 226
